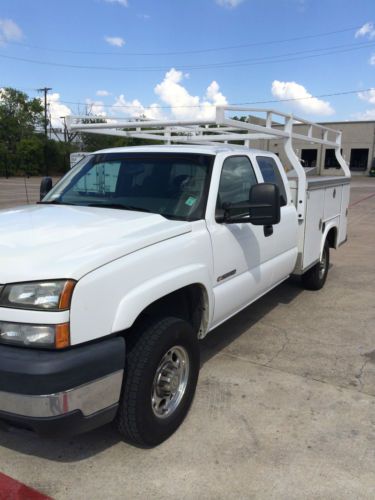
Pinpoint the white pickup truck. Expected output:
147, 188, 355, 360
0, 108, 350, 447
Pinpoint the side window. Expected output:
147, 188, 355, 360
256, 156, 287, 206
217, 156, 257, 208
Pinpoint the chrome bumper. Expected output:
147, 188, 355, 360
0, 370, 123, 418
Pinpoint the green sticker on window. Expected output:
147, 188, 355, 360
185, 196, 197, 207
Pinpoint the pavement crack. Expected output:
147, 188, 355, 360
219, 352, 375, 401
356, 358, 370, 390
266, 329, 290, 366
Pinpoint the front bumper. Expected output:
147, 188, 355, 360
0, 337, 125, 436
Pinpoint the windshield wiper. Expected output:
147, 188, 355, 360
38, 200, 75, 205
161, 213, 190, 221
86, 203, 152, 213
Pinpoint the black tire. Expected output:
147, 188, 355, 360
301, 240, 330, 290
116, 317, 200, 447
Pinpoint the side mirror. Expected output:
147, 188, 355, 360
248, 183, 281, 226
40, 176, 53, 201
219, 183, 281, 226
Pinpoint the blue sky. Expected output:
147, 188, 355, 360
1, 0, 375, 126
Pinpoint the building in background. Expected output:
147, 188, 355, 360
251, 120, 375, 175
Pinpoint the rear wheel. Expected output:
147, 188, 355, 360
301, 240, 330, 290
116, 317, 200, 447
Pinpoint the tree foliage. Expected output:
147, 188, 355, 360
0, 88, 44, 176
0, 87, 43, 145
0, 86, 164, 177
79, 132, 158, 152
0, 87, 77, 176
16, 136, 45, 176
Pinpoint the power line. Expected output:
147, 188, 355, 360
0, 40, 374, 72
58, 87, 374, 111
174, 41, 375, 70
5, 25, 360, 56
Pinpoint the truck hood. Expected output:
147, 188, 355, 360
0, 204, 192, 283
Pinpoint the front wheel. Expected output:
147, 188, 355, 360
116, 317, 200, 447
301, 241, 330, 290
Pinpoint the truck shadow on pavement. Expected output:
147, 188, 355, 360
200, 277, 303, 366
0, 278, 304, 463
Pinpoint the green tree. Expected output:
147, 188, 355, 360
16, 136, 44, 176
0, 142, 9, 177
79, 132, 160, 152
0, 87, 44, 176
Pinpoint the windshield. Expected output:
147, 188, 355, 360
43, 152, 214, 221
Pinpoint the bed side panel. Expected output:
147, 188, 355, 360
302, 189, 324, 269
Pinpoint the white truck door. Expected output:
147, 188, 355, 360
254, 154, 298, 284
207, 155, 278, 328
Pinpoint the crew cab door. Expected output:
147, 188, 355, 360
253, 154, 298, 285
206, 153, 298, 329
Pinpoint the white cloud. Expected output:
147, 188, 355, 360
85, 98, 107, 117
154, 69, 200, 120
271, 80, 334, 116
83, 68, 228, 122
104, 0, 128, 7
112, 95, 144, 117
96, 89, 110, 96
112, 94, 164, 120
104, 36, 125, 47
138, 14, 150, 20
369, 54, 375, 65
206, 81, 227, 106
358, 88, 375, 104
0, 18, 23, 45
354, 108, 375, 120
144, 103, 164, 120
215, 0, 244, 7
355, 22, 375, 39
45, 93, 72, 128
154, 68, 227, 120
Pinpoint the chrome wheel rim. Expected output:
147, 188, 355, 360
151, 345, 190, 419
319, 249, 327, 280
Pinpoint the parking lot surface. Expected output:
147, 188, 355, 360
0, 176, 374, 499
0, 177, 60, 209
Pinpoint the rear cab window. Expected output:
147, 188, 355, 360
255, 156, 288, 206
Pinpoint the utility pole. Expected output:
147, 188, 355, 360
37, 87, 52, 138
37, 87, 52, 176
61, 116, 68, 171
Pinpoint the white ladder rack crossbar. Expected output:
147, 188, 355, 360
66, 106, 342, 149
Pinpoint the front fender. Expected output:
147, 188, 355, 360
112, 265, 213, 332
69, 224, 214, 345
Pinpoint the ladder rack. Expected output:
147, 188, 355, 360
67, 107, 343, 148
66, 106, 351, 220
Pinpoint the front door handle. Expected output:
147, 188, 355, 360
264, 225, 273, 237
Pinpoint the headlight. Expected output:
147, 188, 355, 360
0, 322, 70, 349
0, 280, 75, 311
